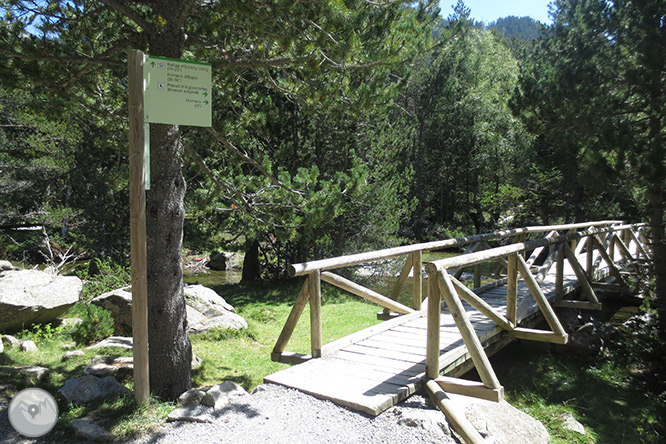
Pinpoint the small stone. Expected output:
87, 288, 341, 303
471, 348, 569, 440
192, 353, 203, 370
167, 405, 213, 423
61, 342, 77, 350
0, 260, 14, 270
62, 350, 85, 361
178, 388, 208, 406
58, 375, 130, 404
4, 366, 51, 383
559, 412, 586, 435
2, 335, 21, 348
251, 384, 269, 394
201, 381, 249, 410
20, 340, 38, 352
86, 336, 133, 350
84, 356, 134, 379
70, 417, 110, 441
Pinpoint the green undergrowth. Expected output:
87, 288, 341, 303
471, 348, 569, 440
189, 278, 381, 389
489, 339, 665, 444
0, 278, 381, 441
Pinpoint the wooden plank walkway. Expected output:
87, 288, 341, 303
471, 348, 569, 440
264, 250, 620, 416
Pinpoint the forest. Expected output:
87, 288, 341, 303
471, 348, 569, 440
1, 0, 665, 400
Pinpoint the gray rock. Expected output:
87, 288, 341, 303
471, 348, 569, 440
167, 405, 213, 423
58, 375, 130, 404
201, 381, 249, 409
396, 409, 451, 437
20, 340, 37, 352
0, 340, 3, 354
62, 350, 85, 361
184, 284, 236, 315
91, 284, 243, 336
0, 269, 81, 332
90, 287, 133, 335
188, 312, 248, 334
208, 252, 244, 271
449, 393, 550, 444
0, 260, 14, 271
84, 356, 134, 379
192, 353, 203, 370
4, 365, 51, 382
558, 412, 585, 435
2, 335, 20, 348
86, 336, 133, 350
70, 417, 110, 441
178, 388, 208, 406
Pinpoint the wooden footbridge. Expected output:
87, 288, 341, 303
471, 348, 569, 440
264, 221, 651, 442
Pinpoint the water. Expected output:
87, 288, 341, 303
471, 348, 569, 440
183, 269, 242, 287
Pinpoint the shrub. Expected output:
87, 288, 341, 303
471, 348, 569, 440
76, 258, 131, 301
70, 303, 115, 345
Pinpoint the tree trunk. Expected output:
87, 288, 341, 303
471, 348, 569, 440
242, 239, 261, 281
146, 123, 192, 400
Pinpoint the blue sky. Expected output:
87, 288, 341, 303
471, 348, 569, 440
439, 0, 555, 24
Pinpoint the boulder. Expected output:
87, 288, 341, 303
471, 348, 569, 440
4, 365, 51, 383
178, 388, 209, 406
188, 312, 248, 334
90, 287, 133, 335
0, 270, 81, 332
201, 381, 249, 409
58, 375, 130, 404
91, 284, 243, 336
558, 412, 585, 435
84, 356, 134, 380
0, 260, 14, 271
20, 340, 38, 352
208, 252, 244, 271
86, 336, 134, 350
62, 350, 85, 361
184, 284, 236, 315
70, 417, 110, 441
167, 405, 213, 423
2, 335, 20, 348
396, 409, 451, 438
449, 393, 550, 444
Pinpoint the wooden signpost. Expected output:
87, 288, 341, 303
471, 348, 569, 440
127, 49, 211, 404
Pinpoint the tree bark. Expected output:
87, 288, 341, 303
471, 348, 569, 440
146, 122, 192, 400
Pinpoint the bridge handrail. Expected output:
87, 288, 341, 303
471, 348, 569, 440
425, 223, 642, 273
289, 220, 624, 276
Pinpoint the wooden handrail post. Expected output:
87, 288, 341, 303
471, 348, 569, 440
473, 264, 481, 289
309, 270, 322, 358
506, 254, 517, 324
412, 251, 423, 309
426, 268, 441, 379
609, 233, 616, 261
586, 235, 594, 276
556, 245, 564, 299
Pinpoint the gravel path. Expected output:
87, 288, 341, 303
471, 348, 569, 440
1, 385, 457, 444
133, 385, 456, 444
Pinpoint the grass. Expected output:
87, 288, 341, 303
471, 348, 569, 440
0, 278, 381, 441
3, 273, 664, 443
488, 340, 666, 444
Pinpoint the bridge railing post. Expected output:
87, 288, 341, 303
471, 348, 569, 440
309, 270, 322, 358
412, 251, 423, 309
425, 266, 441, 379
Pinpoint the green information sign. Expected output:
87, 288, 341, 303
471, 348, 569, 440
144, 55, 212, 127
